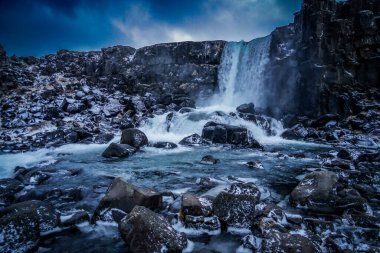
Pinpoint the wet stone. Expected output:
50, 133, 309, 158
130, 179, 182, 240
179, 133, 204, 146
201, 155, 219, 165
289, 171, 339, 213
0, 178, 24, 205
102, 143, 136, 158
213, 182, 260, 228
0, 200, 59, 233
120, 128, 148, 149
93, 178, 162, 222
61, 211, 90, 227
119, 205, 187, 253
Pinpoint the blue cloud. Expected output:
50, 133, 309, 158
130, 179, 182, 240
0, 0, 301, 56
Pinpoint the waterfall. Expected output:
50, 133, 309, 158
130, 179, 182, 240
139, 35, 284, 144
211, 36, 271, 108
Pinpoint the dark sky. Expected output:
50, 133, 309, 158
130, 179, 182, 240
0, 0, 302, 56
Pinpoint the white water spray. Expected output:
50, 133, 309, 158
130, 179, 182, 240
210, 36, 271, 108
140, 36, 284, 144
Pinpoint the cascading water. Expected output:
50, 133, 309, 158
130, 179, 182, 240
140, 35, 284, 144
211, 36, 271, 108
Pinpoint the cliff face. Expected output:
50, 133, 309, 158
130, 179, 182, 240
0, 41, 225, 100
0, 41, 225, 151
266, 0, 380, 119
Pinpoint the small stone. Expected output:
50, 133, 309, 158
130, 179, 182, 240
201, 155, 219, 165
102, 143, 136, 158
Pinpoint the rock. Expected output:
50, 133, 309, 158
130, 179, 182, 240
65, 102, 87, 114
196, 177, 218, 188
337, 149, 351, 160
289, 152, 306, 158
183, 215, 221, 232
345, 209, 380, 229
336, 188, 367, 212
240, 234, 262, 252
180, 193, 212, 218
246, 138, 265, 150
289, 171, 339, 213
236, 103, 255, 114
93, 178, 162, 222
213, 183, 260, 228
311, 114, 340, 128
151, 141, 178, 149
179, 133, 204, 146
94, 133, 114, 144
280, 124, 308, 140
102, 143, 136, 158
0, 211, 40, 253
202, 121, 252, 146
245, 161, 264, 169
0, 200, 59, 233
0, 178, 23, 205
200, 155, 219, 165
262, 232, 321, 253
353, 183, 378, 200
356, 151, 380, 163
119, 206, 187, 253
61, 211, 90, 227
120, 128, 148, 149
22, 170, 50, 185
120, 116, 134, 130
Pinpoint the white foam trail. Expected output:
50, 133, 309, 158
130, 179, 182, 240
0, 142, 109, 178
0, 149, 56, 178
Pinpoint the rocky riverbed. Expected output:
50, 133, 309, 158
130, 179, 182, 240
1, 111, 379, 252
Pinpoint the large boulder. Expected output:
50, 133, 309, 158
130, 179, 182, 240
0, 200, 59, 233
179, 133, 203, 146
262, 232, 321, 253
120, 128, 148, 149
213, 183, 261, 228
102, 143, 136, 158
0, 211, 40, 253
202, 122, 247, 145
93, 178, 162, 222
289, 171, 339, 213
202, 121, 262, 148
119, 206, 187, 253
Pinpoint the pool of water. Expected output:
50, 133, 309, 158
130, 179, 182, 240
0, 140, 331, 253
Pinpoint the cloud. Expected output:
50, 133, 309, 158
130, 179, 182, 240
0, 0, 301, 55
112, 0, 300, 49
112, 6, 195, 48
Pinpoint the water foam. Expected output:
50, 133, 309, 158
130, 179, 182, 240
139, 36, 288, 145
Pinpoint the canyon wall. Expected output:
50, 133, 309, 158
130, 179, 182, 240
266, 0, 380, 118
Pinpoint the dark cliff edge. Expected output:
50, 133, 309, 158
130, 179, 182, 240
0, 41, 225, 98
265, 0, 380, 122
0, 41, 225, 151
